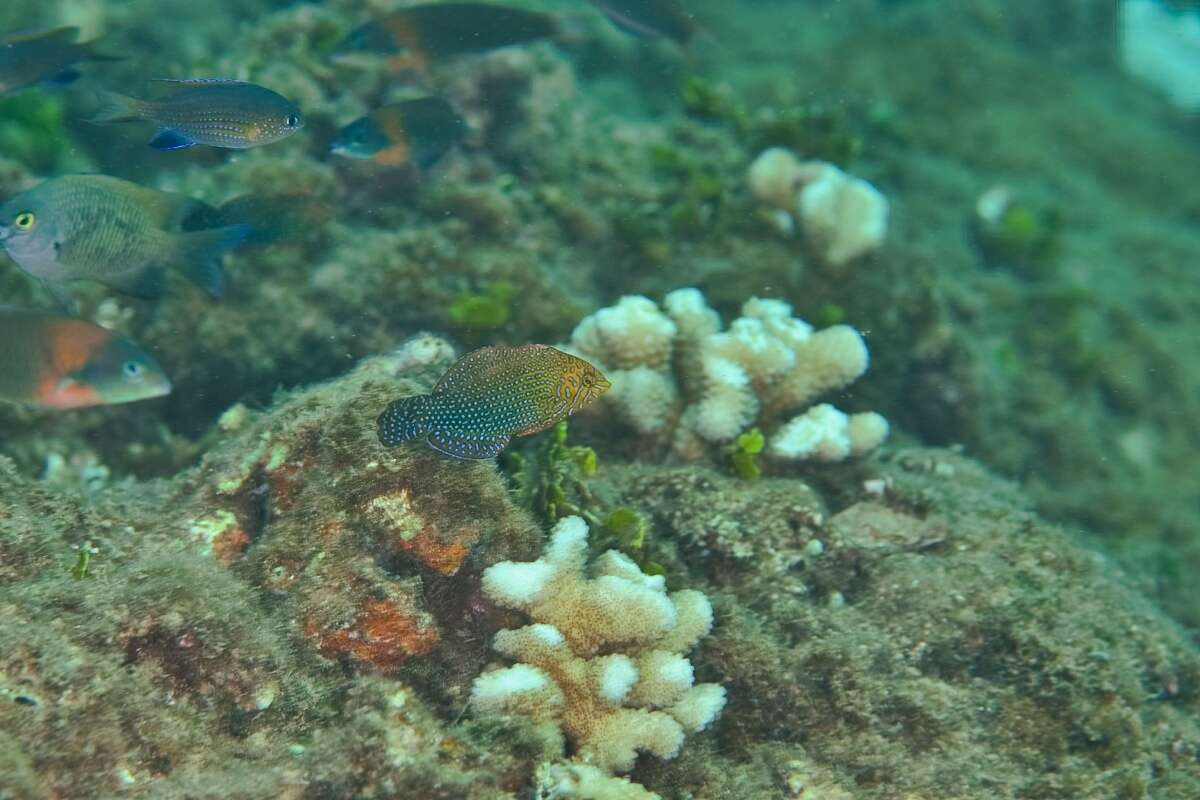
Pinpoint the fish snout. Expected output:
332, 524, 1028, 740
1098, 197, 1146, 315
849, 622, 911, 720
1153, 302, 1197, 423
0, 225, 10, 244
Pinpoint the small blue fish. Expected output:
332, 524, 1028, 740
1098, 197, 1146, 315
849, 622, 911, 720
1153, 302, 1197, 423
91, 78, 304, 151
0, 27, 118, 95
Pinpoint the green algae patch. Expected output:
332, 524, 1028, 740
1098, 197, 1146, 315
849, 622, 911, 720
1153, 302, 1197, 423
727, 427, 765, 481
448, 281, 514, 330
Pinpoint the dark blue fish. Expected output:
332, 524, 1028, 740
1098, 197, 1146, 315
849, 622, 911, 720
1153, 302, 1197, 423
588, 0, 700, 45
330, 97, 466, 169
337, 3, 557, 69
0, 26, 118, 95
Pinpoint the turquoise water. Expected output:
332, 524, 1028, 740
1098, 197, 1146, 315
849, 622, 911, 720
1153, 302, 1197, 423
1, 2, 1199, 798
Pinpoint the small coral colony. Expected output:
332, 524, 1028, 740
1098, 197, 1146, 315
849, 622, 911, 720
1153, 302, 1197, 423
0, 0, 890, 788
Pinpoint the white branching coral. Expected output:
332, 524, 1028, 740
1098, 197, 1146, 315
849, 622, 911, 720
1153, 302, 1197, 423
471, 516, 725, 775
533, 761, 661, 800
748, 147, 889, 267
567, 289, 888, 462
569, 295, 677, 370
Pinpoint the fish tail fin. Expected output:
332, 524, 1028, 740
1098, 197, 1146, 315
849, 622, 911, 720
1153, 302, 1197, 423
89, 90, 144, 124
212, 195, 272, 246
169, 224, 252, 298
378, 395, 432, 447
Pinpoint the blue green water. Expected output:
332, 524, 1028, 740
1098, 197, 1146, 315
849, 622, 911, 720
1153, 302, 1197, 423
1, 2, 1199, 798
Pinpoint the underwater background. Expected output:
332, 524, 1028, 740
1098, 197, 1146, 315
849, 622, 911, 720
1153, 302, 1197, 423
1, 0, 1199, 797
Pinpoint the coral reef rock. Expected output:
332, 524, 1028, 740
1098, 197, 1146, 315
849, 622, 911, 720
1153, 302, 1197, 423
568, 289, 888, 462
471, 515, 726, 775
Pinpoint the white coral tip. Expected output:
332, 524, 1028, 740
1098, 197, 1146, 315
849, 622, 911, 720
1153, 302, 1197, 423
671, 683, 727, 733
593, 550, 665, 591
471, 664, 563, 714
547, 515, 589, 568
659, 590, 715, 653
481, 560, 556, 609
769, 404, 851, 462
595, 655, 640, 704
847, 411, 889, 457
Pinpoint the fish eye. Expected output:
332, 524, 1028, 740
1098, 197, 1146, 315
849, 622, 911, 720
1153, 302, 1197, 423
14, 212, 35, 231
285, 114, 300, 128
122, 360, 144, 379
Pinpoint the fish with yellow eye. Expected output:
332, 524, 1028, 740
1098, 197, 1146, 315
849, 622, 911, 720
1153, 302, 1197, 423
0, 308, 171, 410
377, 344, 610, 459
91, 78, 304, 151
0, 26, 119, 95
335, 3, 557, 71
0, 175, 250, 301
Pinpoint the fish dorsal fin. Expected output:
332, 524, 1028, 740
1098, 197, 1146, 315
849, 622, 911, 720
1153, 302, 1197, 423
426, 430, 509, 460
2, 26, 79, 46
149, 77, 255, 87
433, 344, 551, 394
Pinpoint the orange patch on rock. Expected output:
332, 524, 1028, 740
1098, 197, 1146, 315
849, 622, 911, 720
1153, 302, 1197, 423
267, 460, 310, 513
396, 521, 481, 576
319, 519, 346, 541
212, 523, 251, 564
363, 488, 481, 576
311, 598, 439, 672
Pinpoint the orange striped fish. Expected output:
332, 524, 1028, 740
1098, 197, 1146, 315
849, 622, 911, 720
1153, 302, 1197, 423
330, 97, 466, 169
0, 309, 171, 410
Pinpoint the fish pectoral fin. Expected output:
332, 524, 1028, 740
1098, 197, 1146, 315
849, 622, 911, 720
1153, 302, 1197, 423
148, 129, 197, 151
104, 267, 166, 300
425, 430, 510, 460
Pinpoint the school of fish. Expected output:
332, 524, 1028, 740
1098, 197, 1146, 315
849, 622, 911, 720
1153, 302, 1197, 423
0, 0, 698, 458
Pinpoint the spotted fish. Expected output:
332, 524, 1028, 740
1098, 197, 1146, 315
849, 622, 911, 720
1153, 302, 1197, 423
0, 308, 171, 410
91, 78, 304, 150
377, 344, 610, 459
